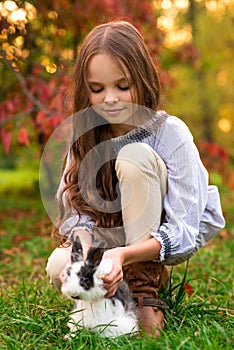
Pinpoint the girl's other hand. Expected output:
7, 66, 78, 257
59, 262, 71, 284
101, 247, 125, 298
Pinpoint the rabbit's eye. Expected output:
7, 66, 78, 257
79, 275, 93, 290
80, 276, 89, 284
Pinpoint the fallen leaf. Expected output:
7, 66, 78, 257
184, 282, 194, 297
219, 229, 232, 240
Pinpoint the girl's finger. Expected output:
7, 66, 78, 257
103, 265, 123, 283
104, 285, 118, 298
59, 269, 66, 284
59, 263, 71, 284
103, 274, 123, 294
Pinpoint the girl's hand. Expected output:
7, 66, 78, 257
101, 247, 125, 298
59, 262, 71, 284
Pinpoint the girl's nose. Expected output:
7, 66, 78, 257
104, 91, 119, 104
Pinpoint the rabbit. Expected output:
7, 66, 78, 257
61, 236, 139, 338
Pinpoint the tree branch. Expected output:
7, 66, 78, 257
1, 49, 46, 110
0, 107, 36, 127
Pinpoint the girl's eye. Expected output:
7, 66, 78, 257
118, 85, 130, 91
90, 88, 103, 94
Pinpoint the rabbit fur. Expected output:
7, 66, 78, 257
61, 237, 138, 338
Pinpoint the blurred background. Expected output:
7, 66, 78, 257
1, 4, 233, 347
0, 0, 233, 209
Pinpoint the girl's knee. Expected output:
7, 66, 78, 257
115, 143, 161, 180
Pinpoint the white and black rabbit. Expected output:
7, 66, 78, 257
61, 237, 138, 338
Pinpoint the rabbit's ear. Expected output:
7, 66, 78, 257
71, 237, 83, 263
87, 241, 106, 266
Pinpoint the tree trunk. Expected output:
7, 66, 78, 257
188, 0, 213, 142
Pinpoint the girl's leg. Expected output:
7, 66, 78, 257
115, 142, 169, 336
115, 142, 167, 245
45, 245, 72, 290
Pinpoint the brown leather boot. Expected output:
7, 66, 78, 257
123, 261, 169, 337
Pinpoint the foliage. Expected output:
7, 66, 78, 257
161, 1, 234, 157
1, 0, 233, 160
0, 0, 167, 155
196, 140, 234, 190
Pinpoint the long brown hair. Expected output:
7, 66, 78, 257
52, 20, 161, 243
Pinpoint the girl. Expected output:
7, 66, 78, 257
46, 21, 225, 336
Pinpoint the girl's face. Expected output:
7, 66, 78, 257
87, 54, 137, 131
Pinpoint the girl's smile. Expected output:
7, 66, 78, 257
103, 107, 126, 116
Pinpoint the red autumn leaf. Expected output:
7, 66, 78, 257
219, 229, 232, 240
32, 66, 42, 75
1, 129, 12, 154
208, 143, 219, 157
6, 100, 15, 113
4, 247, 22, 255
40, 85, 51, 103
184, 282, 194, 297
18, 127, 30, 146
36, 110, 47, 124
219, 147, 229, 161
160, 70, 176, 88
51, 113, 63, 128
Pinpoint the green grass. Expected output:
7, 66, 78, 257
0, 180, 233, 349
0, 168, 39, 195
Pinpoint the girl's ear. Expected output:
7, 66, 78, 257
71, 237, 83, 263
87, 241, 106, 266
